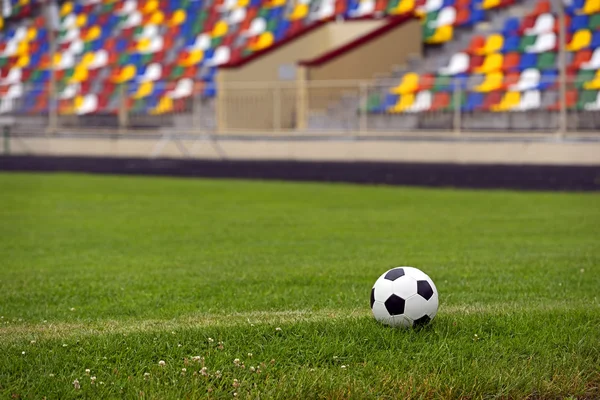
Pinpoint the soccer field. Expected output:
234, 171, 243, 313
0, 172, 598, 399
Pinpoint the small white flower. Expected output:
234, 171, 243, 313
30, 340, 36, 345
580, 268, 585, 273
62, 344, 67, 347
70, 308, 76, 312
90, 376, 96, 384
333, 356, 338, 360
192, 356, 203, 362
143, 372, 150, 380
182, 368, 187, 372
341, 365, 347, 369
171, 331, 176, 335
73, 379, 80, 390
49, 373, 55, 377
233, 393, 238, 397
85, 369, 90, 375
249, 366, 255, 372
233, 358, 240, 366
200, 367, 208, 376
208, 337, 214, 343
233, 379, 240, 388
275, 327, 282, 331
158, 360, 166, 367
178, 344, 182, 347
99, 381, 104, 385
247, 353, 253, 357
21, 351, 25, 355
215, 370, 222, 378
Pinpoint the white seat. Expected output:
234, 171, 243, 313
246, 18, 266, 36
423, 0, 443, 13
218, 0, 238, 11
89, 49, 108, 69
138, 63, 162, 82
6, 83, 24, 99
2, 40, 18, 57
525, 32, 556, 53
524, 13, 555, 35
61, 14, 77, 30
57, 52, 76, 70
76, 94, 98, 115
515, 90, 541, 110
13, 26, 27, 42
439, 52, 469, 75
584, 91, 600, 111
68, 38, 84, 55
169, 78, 194, 99
509, 68, 541, 91
2, 68, 22, 85
349, 0, 375, 17
60, 83, 79, 100
58, 27, 80, 44
190, 33, 211, 51
206, 46, 231, 66
581, 48, 600, 70
316, 0, 335, 19
229, 8, 246, 24
407, 91, 432, 113
0, 98, 15, 115
119, 0, 138, 15
137, 24, 159, 40
123, 10, 142, 28
431, 7, 456, 28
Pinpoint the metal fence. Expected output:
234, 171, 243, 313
1, 76, 599, 136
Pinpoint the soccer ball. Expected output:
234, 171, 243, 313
370, 266, 438, 328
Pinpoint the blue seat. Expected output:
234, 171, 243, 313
502, 36, 520, 53
502, 17, 520, 37
570, 15, 588, 33
462, 92, 484, 112
442, 0, 455, 7
115, 38, 128, 52
465, 8, 485, 26
518, 53, 537, 71
204, 82, 216, 97
274, 20, 290, 41
591, 31, 600, 50
566, 0, 584, 15
382, 93, 399, 111
538, 69, 557, 90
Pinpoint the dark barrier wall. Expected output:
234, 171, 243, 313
1, 156, 599, 191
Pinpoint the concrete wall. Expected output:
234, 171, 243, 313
4, 135, 600, 166
217, 20, 384, 132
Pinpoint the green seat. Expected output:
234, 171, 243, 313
211, 36, 223, 48
537, 52, 555, 70
577, 90, 597, 110
258, 8, 269, 18
386, 0, 400, 13
192, 21, 203, 36
518, 35, 536, 52
448, 92, 466, 111
118, 53, 130, 66
170, 65, 185, 80
101, 2, 115, 13
141, 53, 153, 66
589, 13, 600, 30
366, 93, 381, 112
432, 75, 451, 92
0, 57, 6, 68
576, 69, 595, 89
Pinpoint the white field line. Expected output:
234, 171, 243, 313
0, 303, 593, 342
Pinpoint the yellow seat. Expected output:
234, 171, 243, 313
16, 41, 29, 56
76, 14, 87, 28
390, 73, 420, 95
583, 71, 600, 90
27, 26, 37, 41
0, 16, 4, 31
251, 32, 274, 51
137, 37, 152, 52
16, 54, 30, 68
181, 49, 204, 67
237, 0, 250, 7
477, 34, 503, 55
491, 91, 520, 111
581, 0, 600, 14
113, 65, 136, 84
80, 52, 95, 66
289, 4, 309, 20
425, 25, 453, 44
474, 53, 503, 73
60, 1, 73, 17
389, 93, 415, 113
85, 25, 101, 42
566, 29, 592, 51
170, 9, 187, 26
70, 64, 89, 83
134, 82, 153, 99
267, 0, 286, 7
212, 21, 228, 37
143, 0, 159, 14
151, 96, 174, 115
149, 10, 165, 25
390, 0, 415, 14
482, 0, 500, 10
475, 72, 504, 92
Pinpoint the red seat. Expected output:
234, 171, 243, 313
502, 52, 520, 71
548, 90, 577, 110
531, 0, 551, 16
479, 91, 502, 111
568, 49, 592, 72
418, 74, 435, 91
502, 71, 520, 89
468, 55, 484, 72
431, 92, 451, 111
519, 15, 536, 34
466, 36, 485, 54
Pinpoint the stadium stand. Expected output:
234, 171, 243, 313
0, 0, 598, 131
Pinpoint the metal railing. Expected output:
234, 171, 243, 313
1, 76, 599, 136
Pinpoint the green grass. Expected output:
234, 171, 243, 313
0, 172, 599, 399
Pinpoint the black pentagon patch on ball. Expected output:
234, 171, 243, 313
370, 288, 375, 309
384, 268, 405, 281
417, 280, 434, 300
384, 294, 405, 315
413, 315, 431, 327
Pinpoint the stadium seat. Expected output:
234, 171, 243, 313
578, 90, 598, 110
525, 13, 554, 36
407, 90, 432, 112
548, 89, 577, 110
510, 68, 539, 91
525, 32, 556, 53
439, 52, 469, 75
476, 34, 504, 55
502, 52, 520, 71
474, 71, 503, 92
391, 73, 420, 95
514, 89, 541, 110
581, 48, 600, 70
389, 93, 415, 112
474, 53, 503, 73
583, 91, 600, 111
430, 91, 451, 110
491, 91, 520, 111
583, 70, 600, 90
566, 30, 592, 51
